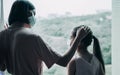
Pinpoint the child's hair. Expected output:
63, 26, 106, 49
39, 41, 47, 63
72, 25, 105, 72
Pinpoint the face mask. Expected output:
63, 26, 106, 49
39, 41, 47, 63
28, 12, 36, 27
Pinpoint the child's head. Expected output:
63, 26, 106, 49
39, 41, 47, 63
70, 25, 92, 50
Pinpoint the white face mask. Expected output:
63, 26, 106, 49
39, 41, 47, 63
28, 12, 36, 27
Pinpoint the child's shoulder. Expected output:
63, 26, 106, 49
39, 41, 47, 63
68, 58, 83, 68
91, 55, 102, 67
69, 58, 82, 65
92, 55, 101, 64
73, 57, 84, 64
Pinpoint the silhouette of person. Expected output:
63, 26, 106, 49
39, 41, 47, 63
0, 1, 90, 75
68, 25, 105, 75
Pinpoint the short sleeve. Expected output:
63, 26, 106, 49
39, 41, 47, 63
35, 35, 61, 68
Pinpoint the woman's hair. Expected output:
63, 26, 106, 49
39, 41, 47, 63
8, 0, 35, 26
72, 25, 105, 72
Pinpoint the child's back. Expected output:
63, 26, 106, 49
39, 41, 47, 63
75, 55, 104, 75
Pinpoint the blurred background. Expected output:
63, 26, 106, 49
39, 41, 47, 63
0, 0, 111, 75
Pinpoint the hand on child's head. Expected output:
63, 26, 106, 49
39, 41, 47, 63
76, 25, 91, 39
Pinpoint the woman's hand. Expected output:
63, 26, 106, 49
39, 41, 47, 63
76, 25, 90, 41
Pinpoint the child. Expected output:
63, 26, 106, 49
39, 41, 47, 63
68, 25, 105, 75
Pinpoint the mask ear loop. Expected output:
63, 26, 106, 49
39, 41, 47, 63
30, 9, 36, 16
30, 11, 34, 17
4, 23, 9, 29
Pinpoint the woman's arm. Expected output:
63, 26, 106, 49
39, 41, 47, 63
55, 35, 81, 67
68, 59, 76, 75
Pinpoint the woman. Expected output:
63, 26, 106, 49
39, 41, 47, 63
0, 1, 90, 75
68, 25, 105, 75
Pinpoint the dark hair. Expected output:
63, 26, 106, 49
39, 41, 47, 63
8, 0, 35, 26
72, 25, 105, 72
93, 36, 105, 72
72, 25, 92, 47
